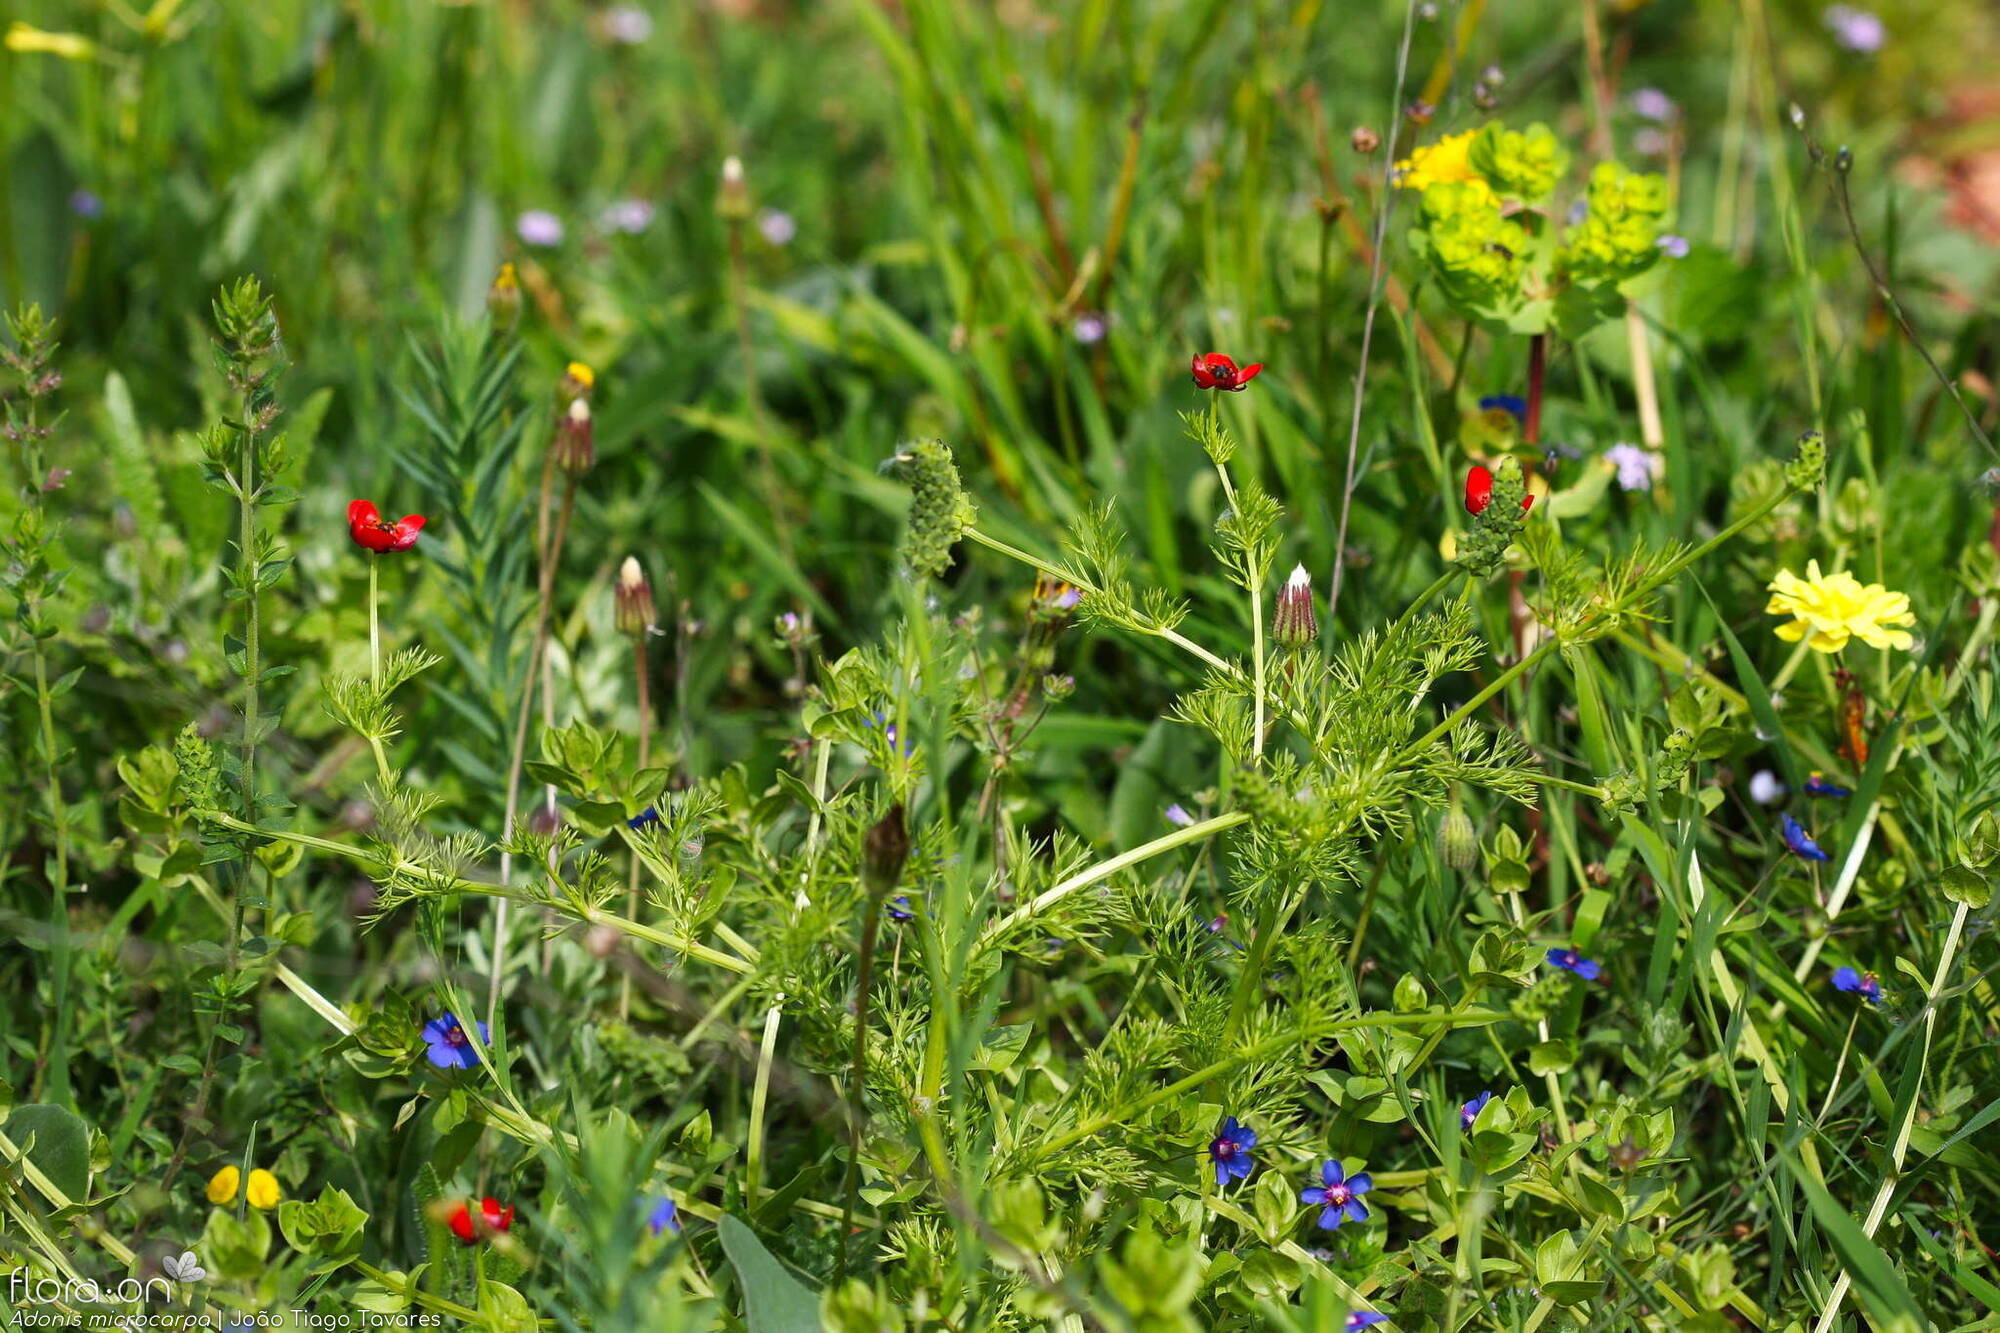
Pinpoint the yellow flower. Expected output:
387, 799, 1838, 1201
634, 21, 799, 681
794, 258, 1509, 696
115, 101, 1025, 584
565, 361, 594, 389
492, 262, 519, 291
1396, 131, 1482, 191
206, 1165, 240, 1205
1766, 560, 1915, 653
246, 1168, 281, 1210
5, 23, 98, 60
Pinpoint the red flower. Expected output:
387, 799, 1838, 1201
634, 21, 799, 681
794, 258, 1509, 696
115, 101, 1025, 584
446, 1197, 515, 1246
347, 500, 426, 553
1190, 353, 1264, 392
1463, 465, 1533, 516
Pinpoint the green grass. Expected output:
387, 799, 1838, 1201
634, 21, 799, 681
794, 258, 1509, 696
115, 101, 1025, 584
3, 0, 2000, 1329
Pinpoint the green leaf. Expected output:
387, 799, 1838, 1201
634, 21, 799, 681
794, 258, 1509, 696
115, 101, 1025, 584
1779, 1152, 1926, 1330
3, 1104, 92, 1201
718, 1214, 821, 1333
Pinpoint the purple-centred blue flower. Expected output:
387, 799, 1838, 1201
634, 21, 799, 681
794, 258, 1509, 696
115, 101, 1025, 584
1831, 966, 1883, 1005
1460, 1090, 1495, 1130
1781, 813, 1831, 862
1803, 772, 1851, 798
422, 1012, 490, 1070
1546, 947, 1601, 981
1301, 1158, 1373, 1230
1209, 1117, 1256, 1188
647, 1195, 681, 1235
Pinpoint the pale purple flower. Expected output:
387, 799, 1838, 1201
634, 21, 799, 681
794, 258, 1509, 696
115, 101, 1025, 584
1073, 313, 1107, 345
1567, 198, 1589, 225
69, 189, 103, 219
601, 199, 655, 234
1657, 234, 1690, 259
517, 210, 566, 247
1634, 128, 1671, 158
602, 6, 654, 44
1604, 442, 1662, 492
756, 208, 796, 246
1823, 5, 1885, 53
1629, 88, 1676, 123
1749, 770, 1787, 805
1165, 803, 1195, 828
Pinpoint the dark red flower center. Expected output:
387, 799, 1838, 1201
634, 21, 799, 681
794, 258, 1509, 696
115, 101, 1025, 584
445, 1024, 466, 1045
1212, 1138, 1237, 1159
1324, 1182, 1351, 1206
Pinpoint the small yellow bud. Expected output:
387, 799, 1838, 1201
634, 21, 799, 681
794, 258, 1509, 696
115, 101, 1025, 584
566, 361, 594, 389
206, 1165, 240, 1205
246, 1169, 281, 1210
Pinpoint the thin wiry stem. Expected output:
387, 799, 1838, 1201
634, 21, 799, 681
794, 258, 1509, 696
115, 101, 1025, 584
1328, 0, 1422, 621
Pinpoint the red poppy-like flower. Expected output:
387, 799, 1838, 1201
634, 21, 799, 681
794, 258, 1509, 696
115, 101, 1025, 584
1463, 465, 1534, 516
347, 500, 426, 553
446, 1197, 515, 1246
1190, 353, 1264, 392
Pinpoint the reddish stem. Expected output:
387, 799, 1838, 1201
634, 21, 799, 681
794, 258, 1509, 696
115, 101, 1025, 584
1525, 332, 1547, 447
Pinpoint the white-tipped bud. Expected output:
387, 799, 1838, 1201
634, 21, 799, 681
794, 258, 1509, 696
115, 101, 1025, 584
1272, 563, 1318, 648
718, 155, 750, 219
615, 554, 656, 636
553, 396, 594, 476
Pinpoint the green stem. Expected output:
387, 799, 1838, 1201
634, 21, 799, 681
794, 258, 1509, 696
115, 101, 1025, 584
368, 554, 381, 688
963, 527, 1239, 679
977, 810, 1250, 949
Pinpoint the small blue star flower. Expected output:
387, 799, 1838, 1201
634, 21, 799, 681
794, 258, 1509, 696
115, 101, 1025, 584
1831, 966, 1883, 1005
888, 895, 916, 922
422, 1012, 490, 1070
627, 806, 661, 831
1803, 772, 1852, 798
1301, 1159, 1373, 1230
1347, 1314, 1389, 1330
1545, 947, 1601, 981
1460, 1090, 1495, 1130
646, 1195, 681, 1236
1209, 1117, 1257, 1188
1781, 813, 1831, 862
1479, 394, 1527, 422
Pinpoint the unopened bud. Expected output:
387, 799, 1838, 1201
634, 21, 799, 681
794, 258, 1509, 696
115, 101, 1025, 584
615, 555, 656, 636
1272, 564, 1318, 648
585, 925, 621, 959
486, 262, 522, 329
1350, 126, 1380, 154
863, 803, 910, 898
1041, 673, 1075, 702
718, 155, 751, 221
553, 397, 595, 476
560, 360, 595, 403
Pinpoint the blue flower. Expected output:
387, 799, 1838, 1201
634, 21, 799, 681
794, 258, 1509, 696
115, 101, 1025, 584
1831, 966, 1883, 1005
1301, 1159, 1373, 1230
1781, 813, 1831, 862
627, 806, 661, 831
1347, 1314, 1389, 1331
888, 895, 916, 922
1209, 1117, 1256, 1188
1803, 772, 1852, 798
1479, 394, 1527, 422
1460, 1090, 1495, 1130
1164, 803, 1195, 828
1545, 947, 1601, 981
422, 1013, 490, 1070
866, 712, 915, 757
646, 1195, 681, 1236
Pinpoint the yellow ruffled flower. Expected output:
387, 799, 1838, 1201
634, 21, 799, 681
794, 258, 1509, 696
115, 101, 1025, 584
565, 361, 595, 390
1396, 131, 1482, 192
245, 1168, 281, 1210
1765, 560, 1915, 653
206, 1165, 240, 1205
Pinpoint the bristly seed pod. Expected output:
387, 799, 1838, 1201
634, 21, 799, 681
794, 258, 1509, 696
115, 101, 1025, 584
615, 555, 656, 637
1272, 564, 1317, 648
554, 398, 595, 476
863, 803, 910, 898
893, 439, 976, 580
1439, 801, 1478, 871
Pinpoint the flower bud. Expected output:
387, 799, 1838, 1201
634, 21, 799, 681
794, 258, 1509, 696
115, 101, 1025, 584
717, 155, 751, 221
1041, 673, 1075, 702
486, 262, 522, 329
553, 397, 595, 476
615, 556, 656, 636
559, 360, 595, 403
863, 803, 910, 898
1350, 126, 1380, 154
1271, 564, 1318, 648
